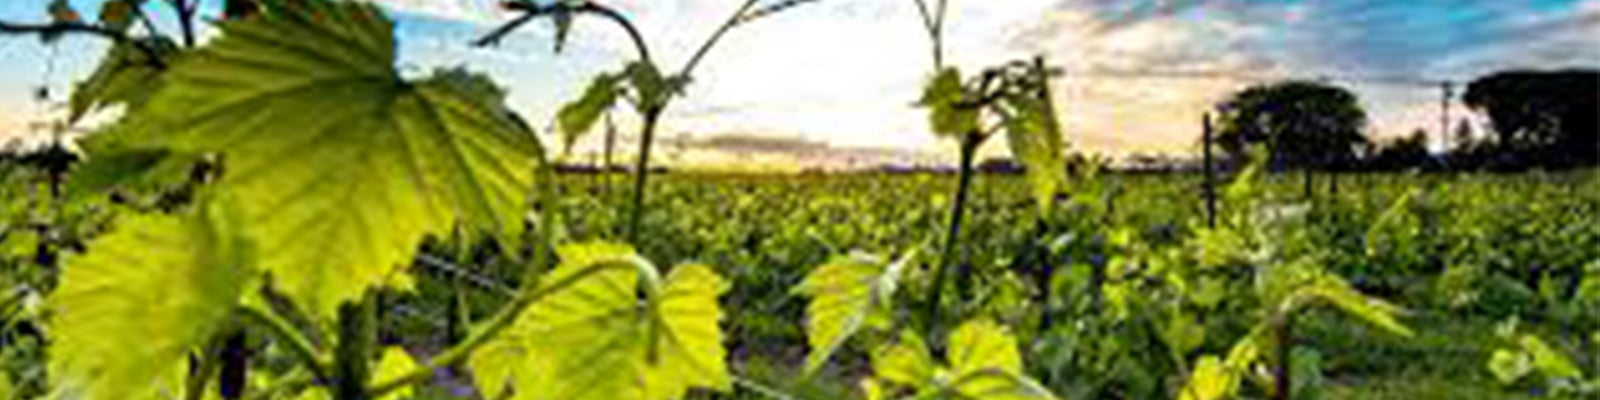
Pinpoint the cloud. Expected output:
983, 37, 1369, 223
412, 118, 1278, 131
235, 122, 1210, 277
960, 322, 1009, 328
2, 0, 1593, 163
1002, 0, 1600, 155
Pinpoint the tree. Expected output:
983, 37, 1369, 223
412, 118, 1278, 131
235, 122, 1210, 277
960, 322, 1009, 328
1462, 69, 1599, 169
1367, 129, 1433, 171
1215, 80, 1368, 197
1216, 81, 1368, 170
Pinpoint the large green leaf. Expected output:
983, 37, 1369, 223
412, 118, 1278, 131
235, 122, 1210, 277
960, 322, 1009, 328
48, 198, 253, 399
871, 331, 935, 388
918, 68, 977, 139
1000, 90, 1066, 215
123, 1, 541, 317
472, 242, 730, 400
869, 320, 1056, 400
69, 37, 176, 123
557, 73, 621, 154
794, 250, 915, 374
941, 320, 1053, 400
1294, 273, 1413, 337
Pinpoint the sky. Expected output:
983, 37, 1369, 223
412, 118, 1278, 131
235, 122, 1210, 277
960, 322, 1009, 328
1, 0, 1597, 167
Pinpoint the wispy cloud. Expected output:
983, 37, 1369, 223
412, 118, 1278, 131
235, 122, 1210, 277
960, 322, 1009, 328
1, 0, 1595, 161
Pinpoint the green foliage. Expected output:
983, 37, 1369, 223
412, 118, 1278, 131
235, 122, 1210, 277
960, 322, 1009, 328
867, 319, 1057, 400
557, 73, 622, 154
69, 37, 176, 123
794, 250, 917, 374
469, 242, 730, 400
1180, 356, 1235, 400
48, 198, 252, 399
917, 68, 977, 139
109, 0, 540, 317
373, 347, 419, 400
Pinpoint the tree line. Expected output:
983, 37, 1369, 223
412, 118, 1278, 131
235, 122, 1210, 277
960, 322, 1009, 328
1215, 68, 1599, 173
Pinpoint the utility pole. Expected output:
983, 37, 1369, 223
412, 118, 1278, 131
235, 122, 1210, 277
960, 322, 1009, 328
1440, 81, 1453, 155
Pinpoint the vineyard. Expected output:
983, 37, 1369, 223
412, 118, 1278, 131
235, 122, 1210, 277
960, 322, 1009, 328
1, 0, 1598, 400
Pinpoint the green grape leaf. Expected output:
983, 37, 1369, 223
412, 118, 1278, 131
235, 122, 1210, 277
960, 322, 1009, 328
871, 331, 935, 388
1179, 356, 1237, 400
68, 123, 204, 197
872, 320, 1056, 400
69, 37, 177, 123
1296, 274, 1413, 337
918, 68, 977, 138
479, 242, 730, 400
1488, 349, 1532, 384
942, 320, 1054, 400
124, 2, 541, 317
999, 90, 1066, 215
468, 326, 542, 400
557, 73, 621, 154
625, 61, 675, 110
49, 198, 253, 399
374, 347, 420, 400
946, 319, 1022, 377
794, 250, 916, 375
1519, 335, 1582, 379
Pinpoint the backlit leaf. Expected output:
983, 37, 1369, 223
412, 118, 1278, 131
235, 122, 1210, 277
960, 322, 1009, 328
123, 1, 541, 317
476, 242, 730, 400
871, 331, 935, 388
557, 73, 621, 154
947, 319, 1022, 377
69, 38, 176, 123
49, 198, 253, 399
1179, 356, 1236, 400
1297, 274, 1413, 337
794, 250, 916, 374
1000, 86, 1066, 215
872, 320, 1056, 400
918, 68, 977, 138
374, 347, 420, 400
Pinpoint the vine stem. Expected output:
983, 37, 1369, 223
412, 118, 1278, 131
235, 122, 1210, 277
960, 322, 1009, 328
1272, 311, 1295, 400
0, 21, 168, 68
624, 0, 761, 241
488, 1, 655, 66
168, 0, 195, 47
924, 132, 981, 351
240, 304, 331, 383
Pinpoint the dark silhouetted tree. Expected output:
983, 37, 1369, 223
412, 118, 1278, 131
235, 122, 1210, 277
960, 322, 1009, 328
1216, 80, 1368, 195
1368, 129, 1433, 171
1462, 69, 1599, 168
